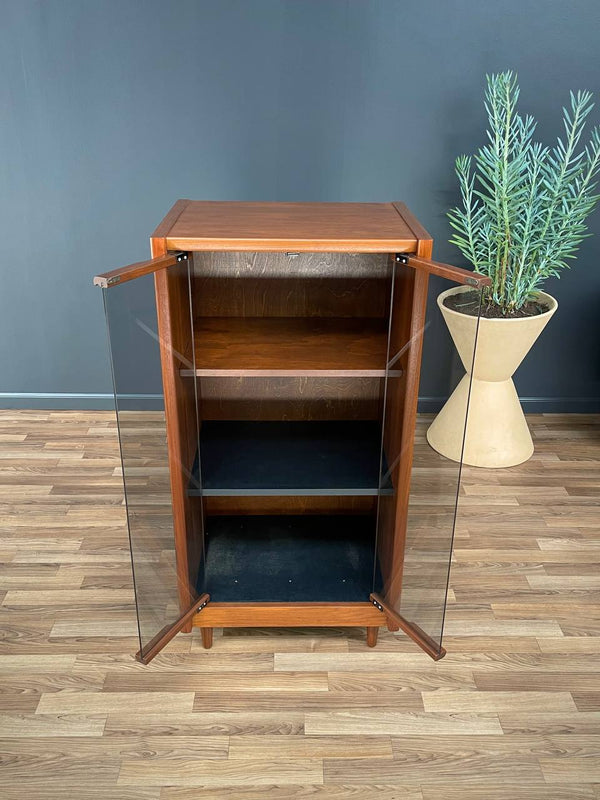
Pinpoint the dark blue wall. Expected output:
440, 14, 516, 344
1, 0, 599, 409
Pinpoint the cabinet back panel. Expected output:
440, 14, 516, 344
204, 496, 376, 515
191, 251, 391, 318
199, 376, 383, 421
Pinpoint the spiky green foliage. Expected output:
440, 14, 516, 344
448, 72, 600, 313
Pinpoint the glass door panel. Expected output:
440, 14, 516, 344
101, 258, 203, 660
374, 266, 482, 655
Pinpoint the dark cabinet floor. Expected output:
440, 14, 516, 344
196, 514, 380, 602
189, 420, 387, 496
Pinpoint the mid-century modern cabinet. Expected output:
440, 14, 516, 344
95, 200, 487, 663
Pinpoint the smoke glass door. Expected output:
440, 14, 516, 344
375, 264, 482, 656
100, 257, 203, 661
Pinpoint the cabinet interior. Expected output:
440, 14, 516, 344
179, 251, 398, 604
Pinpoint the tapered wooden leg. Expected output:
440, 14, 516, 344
366, 626, 379, 647
201, 627, 213, 649
181, 620, 193, 634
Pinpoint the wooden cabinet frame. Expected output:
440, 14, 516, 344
96, 200, 489, 663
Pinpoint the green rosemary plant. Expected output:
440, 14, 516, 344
448, 71, 600, 314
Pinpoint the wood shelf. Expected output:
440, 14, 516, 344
180, 317, 389, 377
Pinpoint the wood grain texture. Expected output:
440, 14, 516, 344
150, 199, 191, 241
198, 376, 383, 422
191, 602, 385, 628
191, 250, 391, 319
400, 252, 491, 288
204, 495, 377, 516
0, 410, 598, 797
93, 253, 178, 288
160, 200, 417, 252
392, 202, 433, 244
181, 316, 389, 377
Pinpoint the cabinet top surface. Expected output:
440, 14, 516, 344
153, 200, 429, 252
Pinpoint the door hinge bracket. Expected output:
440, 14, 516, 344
395, 253, 410, 265
371, 596, 385, 613
175, 251, 189, 262
197, 596, 209, 613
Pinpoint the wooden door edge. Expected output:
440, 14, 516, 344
93, 253, 181, 288
370, 593, 446, 661
136, 593, 210, 664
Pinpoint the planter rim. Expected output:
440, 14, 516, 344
436, 285, 558, 321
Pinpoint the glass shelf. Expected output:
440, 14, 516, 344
188, 420, 389, 497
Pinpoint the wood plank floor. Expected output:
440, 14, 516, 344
0, 409, 599, 799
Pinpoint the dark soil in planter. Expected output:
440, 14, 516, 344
443, 290, 551, 319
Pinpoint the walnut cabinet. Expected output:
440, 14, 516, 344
94, 200, 487, 663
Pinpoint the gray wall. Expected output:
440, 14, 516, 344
1, 0, 599, 410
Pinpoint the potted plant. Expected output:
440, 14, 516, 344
427, 71, 600, 468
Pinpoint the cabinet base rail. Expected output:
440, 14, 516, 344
192, 601, 388, 649
136, 598, 446, 661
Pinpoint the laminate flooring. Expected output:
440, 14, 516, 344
0, 410, 598, 799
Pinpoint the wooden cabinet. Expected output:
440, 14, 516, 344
95, 200, 487, 663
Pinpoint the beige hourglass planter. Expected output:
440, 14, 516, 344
427, 286, 558, 468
